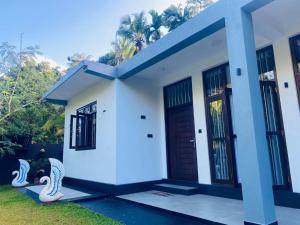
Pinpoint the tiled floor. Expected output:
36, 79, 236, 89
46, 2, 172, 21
26, 185, 92, 201
119, 190, 300, 225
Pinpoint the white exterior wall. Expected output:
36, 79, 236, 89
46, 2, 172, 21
115, 78, 163, 184
273, 37, 300, 193
63, 80, 117, 184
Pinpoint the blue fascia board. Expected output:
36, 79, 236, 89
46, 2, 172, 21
44, 98, 68, 106
241, 0, 274, 13
85, 69, 115, 80
118, 19, 225, 80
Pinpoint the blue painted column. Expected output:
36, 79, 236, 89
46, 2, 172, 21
225, 4, 277, 225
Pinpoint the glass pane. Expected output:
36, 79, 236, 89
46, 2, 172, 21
70, 116, 76, 148
210, 100, 225, 139
267, 135, 284, 185
225, 64, 231, 88
204, 67, 225, 97
213, 140, 229, 180
209, 99, 229, 180
165, 79, 192, 108
261, 84, 278, 132
77, 116, 88, 147
295, 39, 300, 73
257, 47, 275, 81
91, 113, 96, 147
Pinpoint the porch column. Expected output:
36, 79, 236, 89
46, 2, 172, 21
225, 4, 277, 225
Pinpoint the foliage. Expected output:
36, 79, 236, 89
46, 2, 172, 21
186, 0, 215, 18
0, 139, 22, 158
67, 53, 93, 67
99, 38, 137, 66
0, 43, 64, 144
162, 4, 191, 32
117, 11, 148, 52
146, 10, 164, 44
0, 186, 122, 225
0, 42, 41, 75
99, 0, 216, 66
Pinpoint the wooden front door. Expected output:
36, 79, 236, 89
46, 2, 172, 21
164, 78, 198, 181
290, 34, 300, 107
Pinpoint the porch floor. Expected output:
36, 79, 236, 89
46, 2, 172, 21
118, 190, 300, 225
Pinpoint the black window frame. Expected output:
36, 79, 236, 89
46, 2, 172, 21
69, 101, 97, 151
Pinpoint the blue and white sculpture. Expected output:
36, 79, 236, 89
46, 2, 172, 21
12, 159, 30, 187
39, 158, 65, 203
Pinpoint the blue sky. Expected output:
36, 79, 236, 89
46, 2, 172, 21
1, 0, 183, 67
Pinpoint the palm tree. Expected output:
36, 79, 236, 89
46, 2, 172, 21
112, 38, 137, 64
99, 38, 137, 66
145, 10, 163, 44
117, 11, 148, 52
162, 4, 191, 32
99, 52, 118, 66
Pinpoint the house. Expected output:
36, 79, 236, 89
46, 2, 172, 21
43, 0, 300, 224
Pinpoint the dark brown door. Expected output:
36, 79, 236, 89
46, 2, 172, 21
164, 78, 198, 181
290, 35, 300, 107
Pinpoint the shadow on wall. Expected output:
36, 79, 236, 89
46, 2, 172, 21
0, 144, 63, 185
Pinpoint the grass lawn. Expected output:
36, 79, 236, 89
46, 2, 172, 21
0, 186, 122, 225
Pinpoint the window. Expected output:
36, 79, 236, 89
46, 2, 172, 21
70, 101, 97, 150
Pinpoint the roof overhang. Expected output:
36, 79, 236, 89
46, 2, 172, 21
43, 61, 116, 105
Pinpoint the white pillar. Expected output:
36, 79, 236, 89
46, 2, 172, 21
225, 4, 277, 225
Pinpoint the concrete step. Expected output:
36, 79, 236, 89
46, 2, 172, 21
152, 183, 198, 195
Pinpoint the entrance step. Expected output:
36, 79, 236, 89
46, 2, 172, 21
152, 183, 198, 195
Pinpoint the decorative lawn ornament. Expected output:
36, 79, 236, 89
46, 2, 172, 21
12, 159, 30, 187
39, 158, 65, 203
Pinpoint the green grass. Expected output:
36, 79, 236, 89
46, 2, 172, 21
0, 186, 122, 225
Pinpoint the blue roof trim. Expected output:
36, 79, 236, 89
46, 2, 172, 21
242, 0, 274, 13
85, 69, 115, 80
118, 19, 225, 79
45, 98, 68, 106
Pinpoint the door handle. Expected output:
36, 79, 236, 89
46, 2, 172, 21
189, 139, 196, 148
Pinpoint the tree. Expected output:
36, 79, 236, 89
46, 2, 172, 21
99, 38, 137, 66
145, 10, 164, 44
0, 42, 41, 75
0, 61, 64, 143
0, 139, 22, 158
0, 42, 64, 145
117, 11, 148, 52
67, 53, 93, 68
99, 52, 118, 66
186, 0, 215, 17
162, 4, 191, 32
